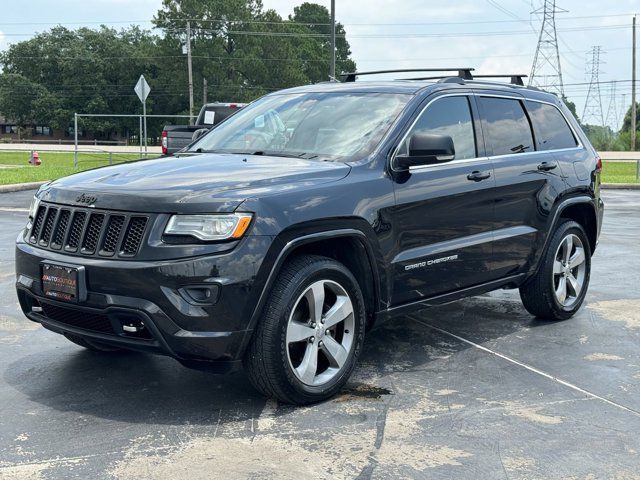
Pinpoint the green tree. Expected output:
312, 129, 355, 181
0, 73, 62, 138
290, 2, 356, 79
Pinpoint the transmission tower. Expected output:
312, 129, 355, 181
605, 81, 619, 131
582, 46, 605, 126
529, 0, 566, 97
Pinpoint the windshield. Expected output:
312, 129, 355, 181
189, 92, 411, 161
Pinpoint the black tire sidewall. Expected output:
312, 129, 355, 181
274, 259, 366, 401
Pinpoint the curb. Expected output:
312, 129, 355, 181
0, 181, 48, 194
601, 183, 640, 190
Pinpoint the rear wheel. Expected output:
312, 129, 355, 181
244, 255, 366, 405
64, 333, 123, 352
520, 220, 591, 320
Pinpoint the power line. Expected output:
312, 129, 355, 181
0, 12, 636, 27
0, 23, 631, 38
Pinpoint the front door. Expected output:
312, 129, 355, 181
389, 94, 496, 305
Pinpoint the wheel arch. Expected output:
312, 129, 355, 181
242, 226, 383, 354
557, 201, 598, 254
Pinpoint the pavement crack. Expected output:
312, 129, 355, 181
412, 317, 640, 419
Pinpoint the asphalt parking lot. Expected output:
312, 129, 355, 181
1, 189, 639, 479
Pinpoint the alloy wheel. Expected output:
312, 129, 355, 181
552, 233, 587, 308
286, 279, 355, 386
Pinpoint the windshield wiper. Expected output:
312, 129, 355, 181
250, 150, 319, 160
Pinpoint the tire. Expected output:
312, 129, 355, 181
244, 255, 366, 405
520, 220, 591, 320
64, 333, 123, 353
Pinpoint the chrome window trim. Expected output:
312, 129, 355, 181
390, 93, 479, 173
475, 93, 584, 153
391, 90, 585, 173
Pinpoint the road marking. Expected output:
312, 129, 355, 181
0, 207, 29, 212
412, 317, 640, 418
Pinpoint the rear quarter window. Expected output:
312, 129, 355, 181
526, 101, 578, 151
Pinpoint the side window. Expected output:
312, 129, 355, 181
526, 101, 578, 150
478, 97, 534, 156
398, 96, 476, 160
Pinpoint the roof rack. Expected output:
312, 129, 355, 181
340, 68, 474, 82
472, 74, 528, 86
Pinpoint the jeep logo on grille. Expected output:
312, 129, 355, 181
76, 193, 97, 205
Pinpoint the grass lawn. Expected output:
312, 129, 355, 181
0, 151, 153, 186
0, 151, 638, 186
601, 161, 640, 184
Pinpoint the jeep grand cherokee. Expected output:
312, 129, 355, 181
15, 68, 603, 404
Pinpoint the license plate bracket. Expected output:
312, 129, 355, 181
41, 262, 87, 303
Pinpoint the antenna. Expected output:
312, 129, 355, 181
529, 0, 566, 97
582, 46, 605, 127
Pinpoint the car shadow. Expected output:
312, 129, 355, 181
4, 293, 546, 427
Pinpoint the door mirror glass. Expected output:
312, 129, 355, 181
395, 133, 455, 170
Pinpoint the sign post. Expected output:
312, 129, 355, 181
134, 75, 151, 154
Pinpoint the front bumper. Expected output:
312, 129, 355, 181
15, 234, 273, 371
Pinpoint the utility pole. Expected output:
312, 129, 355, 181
632, 16, 637, 150
330, 0, 336, 80
529, 0, 566, 97
582, 46, 605, 127
203, 78, 208, 105
186, 20, 194, 125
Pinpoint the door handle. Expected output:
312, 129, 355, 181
537, 161, 558, 171
467, 170, 492, 182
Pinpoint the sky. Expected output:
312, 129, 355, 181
0, 0, 638, 129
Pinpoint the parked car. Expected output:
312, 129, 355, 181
161, 102, 246, 155
16, 68, 603, 405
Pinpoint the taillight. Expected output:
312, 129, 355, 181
595, 156, 602, 172
161, 130, 168, 155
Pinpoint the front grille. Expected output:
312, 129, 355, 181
122, 217, 147, 255
41, 303, 114, 334
81, 213, 105, 254
27, 203, 149, 259
51, 209, 71, 249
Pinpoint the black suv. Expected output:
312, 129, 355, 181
15, 68, 603, 404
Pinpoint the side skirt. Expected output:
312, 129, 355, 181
373, 273, 527, 325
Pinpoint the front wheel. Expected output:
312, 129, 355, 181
244, 255, 366, 405
520, 220, 591, 320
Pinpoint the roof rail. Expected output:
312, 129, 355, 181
472, 74, 528, 86
341, 68, 474, 82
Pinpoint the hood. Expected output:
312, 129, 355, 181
39, 153, 351, 213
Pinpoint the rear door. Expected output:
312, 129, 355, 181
476, 93, 566, 278
389, 93, 497, 305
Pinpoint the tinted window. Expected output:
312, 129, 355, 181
191, 92, 410, 161
526, 101, 578, 150
478, 97, 534, 156
398, 96, 476, 160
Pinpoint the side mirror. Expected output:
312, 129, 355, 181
395, 133, 455, 170
192, 128, 210, 142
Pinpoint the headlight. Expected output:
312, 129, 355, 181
164, 213, 252, 241
28, 195, 41, 219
